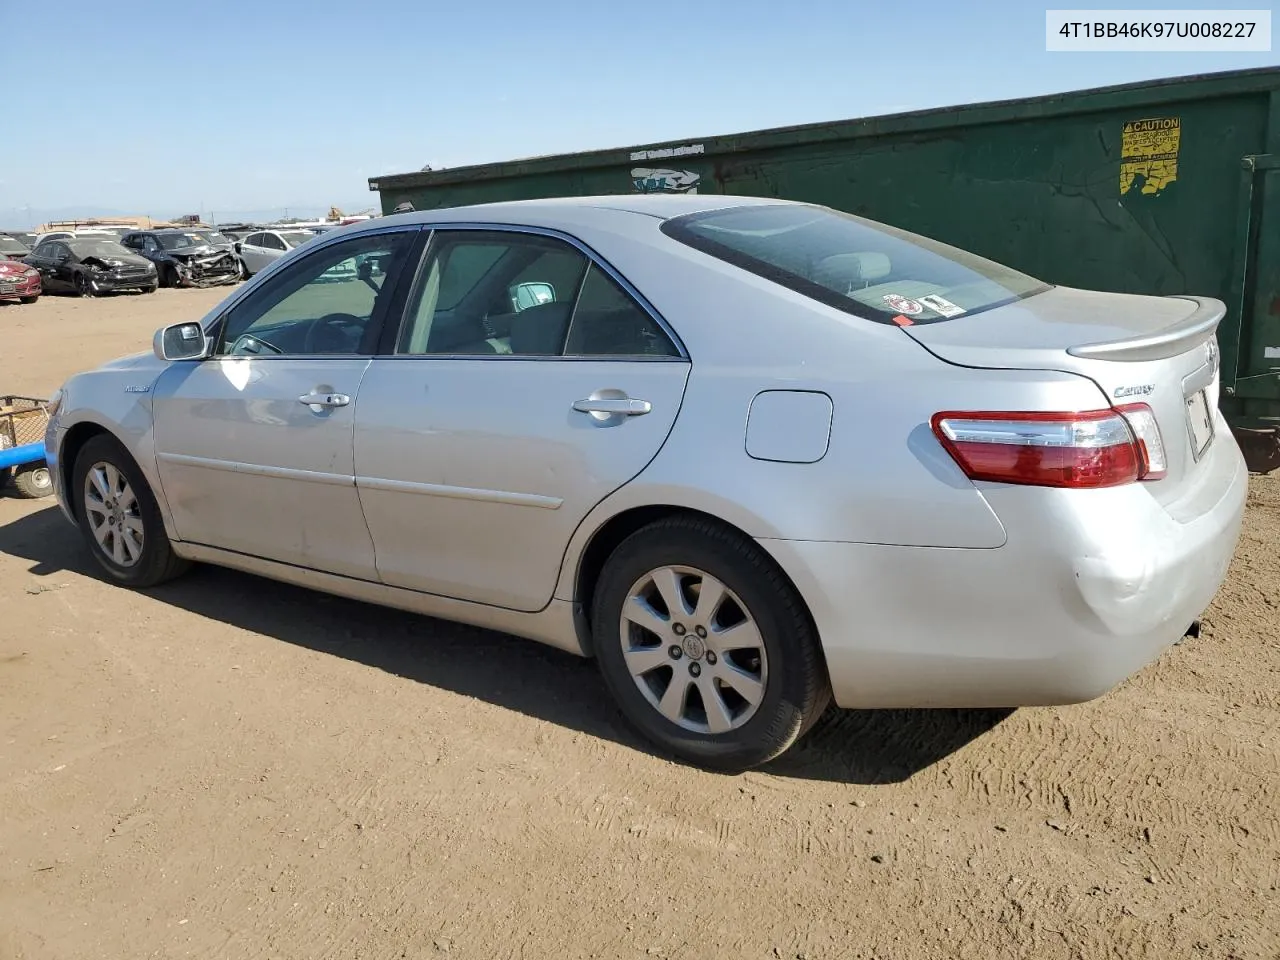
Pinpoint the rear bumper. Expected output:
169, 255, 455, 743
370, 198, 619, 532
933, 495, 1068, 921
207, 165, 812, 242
759, 430, 1248, 709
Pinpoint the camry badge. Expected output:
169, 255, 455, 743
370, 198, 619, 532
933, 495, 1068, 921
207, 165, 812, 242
1113, 384, 1155, 398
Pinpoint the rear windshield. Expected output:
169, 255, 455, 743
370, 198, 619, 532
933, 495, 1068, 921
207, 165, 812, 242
660, 204, 1050, 324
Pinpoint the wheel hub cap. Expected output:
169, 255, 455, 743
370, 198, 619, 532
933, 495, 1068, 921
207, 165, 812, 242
681, 635, 706, 660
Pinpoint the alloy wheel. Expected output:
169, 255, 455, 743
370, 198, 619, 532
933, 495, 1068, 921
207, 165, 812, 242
83, 461, 144, 567
619, 565, 769, 735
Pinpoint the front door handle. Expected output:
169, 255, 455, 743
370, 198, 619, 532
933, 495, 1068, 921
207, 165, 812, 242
298, 392, 350, 407
572, 396, 652, 418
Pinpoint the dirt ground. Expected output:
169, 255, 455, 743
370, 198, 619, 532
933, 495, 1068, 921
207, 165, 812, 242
1, 288, 1277, 960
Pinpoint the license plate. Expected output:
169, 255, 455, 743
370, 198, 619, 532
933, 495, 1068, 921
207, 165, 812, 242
0, 283, 16, 294
1185, 389, 1215, 460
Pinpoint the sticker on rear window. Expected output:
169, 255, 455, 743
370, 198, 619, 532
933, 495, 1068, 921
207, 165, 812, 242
882, 293, 923, 315
918, 294, 966, 317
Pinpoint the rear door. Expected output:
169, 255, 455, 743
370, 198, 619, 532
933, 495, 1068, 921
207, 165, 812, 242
239, 233, 272, 274
354, 227, 690, 612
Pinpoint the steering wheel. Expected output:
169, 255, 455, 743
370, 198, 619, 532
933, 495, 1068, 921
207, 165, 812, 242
304, 313, 364, 354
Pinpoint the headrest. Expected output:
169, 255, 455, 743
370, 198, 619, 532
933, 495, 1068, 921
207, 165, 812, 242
813, 252, 891, 290
508, 301, 573, 355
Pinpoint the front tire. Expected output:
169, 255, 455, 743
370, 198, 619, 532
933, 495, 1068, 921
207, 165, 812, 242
72, 434, 189, 587
74, 272, 94, 297
163, 265, 181, 288
140, 284, 157, 294
591, 516, 830, 772
19, 295, 37, 304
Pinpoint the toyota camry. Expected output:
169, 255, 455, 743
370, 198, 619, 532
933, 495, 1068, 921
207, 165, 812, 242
43, 196, 1247, 770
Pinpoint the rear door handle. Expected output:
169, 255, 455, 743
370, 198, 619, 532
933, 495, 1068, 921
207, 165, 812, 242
298, 392, 351, 407
572, 396, 652, 417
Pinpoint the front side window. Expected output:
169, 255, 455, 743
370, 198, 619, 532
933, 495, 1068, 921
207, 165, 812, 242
398, 230, 678, 358
262, 233, 288, 251
661, 204, 1050, 325
215, 232, 413, 357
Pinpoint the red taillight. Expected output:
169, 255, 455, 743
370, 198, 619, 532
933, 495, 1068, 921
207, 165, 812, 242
930, 406, 1164, 488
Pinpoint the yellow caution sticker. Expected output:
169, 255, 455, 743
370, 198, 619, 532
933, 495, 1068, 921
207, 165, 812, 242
1120, 117, 1180, 196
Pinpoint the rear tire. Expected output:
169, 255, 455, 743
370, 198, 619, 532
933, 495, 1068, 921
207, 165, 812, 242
71, 434, 189, 587
591, 515, 830, 772
11, 465, 53, 498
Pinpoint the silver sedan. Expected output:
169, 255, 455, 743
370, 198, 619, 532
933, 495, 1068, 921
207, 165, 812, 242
43, 196, 1247, 770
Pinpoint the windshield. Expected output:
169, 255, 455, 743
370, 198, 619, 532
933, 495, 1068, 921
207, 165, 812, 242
661, 204, 1050, 324
69, 240, 132, 259
280, 231, 316, 248
198, 231, 231, 245
158, 232, 211, 250
0, 237, 28, 254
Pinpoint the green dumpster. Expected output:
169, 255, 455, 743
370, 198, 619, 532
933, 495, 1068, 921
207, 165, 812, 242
370, 67, 1280, 470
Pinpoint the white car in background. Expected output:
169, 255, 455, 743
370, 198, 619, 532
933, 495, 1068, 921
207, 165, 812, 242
237, 228, 355, 281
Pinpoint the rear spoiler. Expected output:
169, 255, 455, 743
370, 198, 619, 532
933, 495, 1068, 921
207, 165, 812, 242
1066, 296, 1224, 363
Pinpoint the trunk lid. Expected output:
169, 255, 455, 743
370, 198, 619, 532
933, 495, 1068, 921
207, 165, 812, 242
904, 286, 1224, 505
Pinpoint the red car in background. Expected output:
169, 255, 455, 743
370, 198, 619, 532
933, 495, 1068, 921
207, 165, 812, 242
0, 237, 41, 302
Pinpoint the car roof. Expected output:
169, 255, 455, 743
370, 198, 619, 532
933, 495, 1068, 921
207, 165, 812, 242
369, 193, 788, 230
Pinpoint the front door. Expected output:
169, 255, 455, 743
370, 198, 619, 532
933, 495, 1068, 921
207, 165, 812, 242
151, 227, 419, 579
355, 228, 690, 611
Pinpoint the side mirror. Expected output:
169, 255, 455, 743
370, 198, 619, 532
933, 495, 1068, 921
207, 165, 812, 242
154, 321, 209, 361
509, 281, 555, 312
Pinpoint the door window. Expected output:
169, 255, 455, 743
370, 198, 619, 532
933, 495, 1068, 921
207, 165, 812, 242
564, 264, 680, 357
244, 233, 265, 247
262, 233, 287, 251
398, 230, 678, 358
215, 232, 414, 357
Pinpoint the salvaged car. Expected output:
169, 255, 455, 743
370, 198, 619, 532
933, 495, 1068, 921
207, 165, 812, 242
24, 238, 157, 297
0, 257, 40, 302
0, 235, 32, 261
2, 231, 38, 249
119, 229, 241, 288
44, 196, 1247, 771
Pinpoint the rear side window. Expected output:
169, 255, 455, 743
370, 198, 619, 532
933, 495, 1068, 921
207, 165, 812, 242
660, 204, 1050, 324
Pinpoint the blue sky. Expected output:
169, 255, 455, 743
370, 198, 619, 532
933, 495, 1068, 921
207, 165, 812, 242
1, 0, 1276, 225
